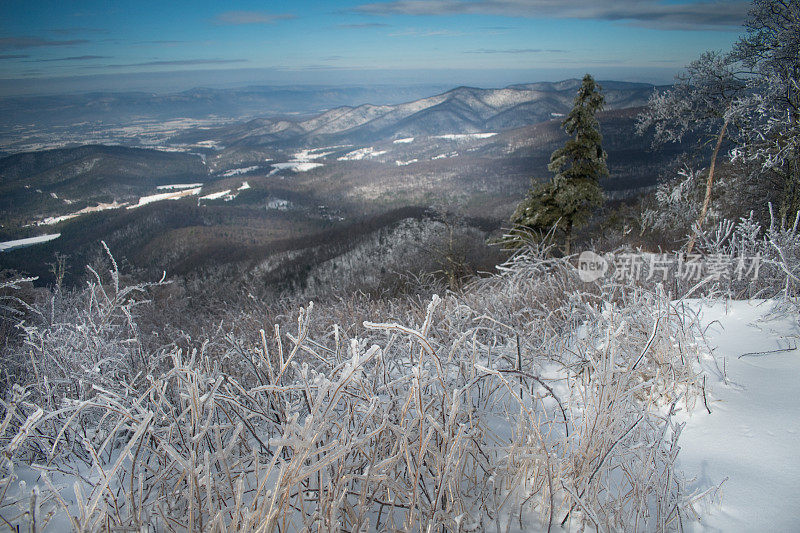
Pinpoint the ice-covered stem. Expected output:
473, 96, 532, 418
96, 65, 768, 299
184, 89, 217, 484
688, 111, 732, 253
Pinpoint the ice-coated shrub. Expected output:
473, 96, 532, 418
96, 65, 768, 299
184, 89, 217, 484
0, 244, 713, 531
688, 205, 800, 299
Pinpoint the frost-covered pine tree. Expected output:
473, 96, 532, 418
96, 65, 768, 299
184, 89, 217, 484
509, 74, 607, 254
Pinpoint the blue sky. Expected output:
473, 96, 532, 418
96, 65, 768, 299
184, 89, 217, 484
0, 0, 749, 94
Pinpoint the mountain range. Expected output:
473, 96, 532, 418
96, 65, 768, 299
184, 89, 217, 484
0, 79, 680, 288
0, 84, 454, 133
175, 80, 658, 148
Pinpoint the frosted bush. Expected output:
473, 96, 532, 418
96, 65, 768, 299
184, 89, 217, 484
642, 167, 703, 234
689, 205, 800, 299
1, 246, 713, 531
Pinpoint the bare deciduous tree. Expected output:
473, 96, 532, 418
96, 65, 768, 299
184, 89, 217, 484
637, 51, 747, 251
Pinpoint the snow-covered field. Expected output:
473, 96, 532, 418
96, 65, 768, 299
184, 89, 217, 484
0, 233, 60, 251
679, 299, 800, 531
194, 140, 221, 149
269, 161, 323, 174
266, 146, 342, 174
435, 132, 497, 141
126, 187, 201, 209
36, 201, 127, 226
199, 189, 232, 201
337, 146, 387, 161
199, 181, 251, 201
22, 178, 255, 229
220, 166, 259, 177
156, 183, 203, 190
292, 148, 336, 161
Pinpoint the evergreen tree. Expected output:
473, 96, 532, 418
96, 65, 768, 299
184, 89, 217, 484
509, 74, 608, 253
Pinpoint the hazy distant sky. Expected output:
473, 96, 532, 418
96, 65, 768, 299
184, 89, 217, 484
0, 0, 749, 94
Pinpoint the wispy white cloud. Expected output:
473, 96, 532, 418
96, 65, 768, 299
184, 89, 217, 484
32, 55, 109, 62
354, 0, 748, 31
465, 48, 566, 54
338, 22, 391, 28
213, 11, 295, 25
103, 59, 248, 68
48, 27, 109, 36
137, 40, 187, 44
389, 28, 466, 37
0, 37, 90, 50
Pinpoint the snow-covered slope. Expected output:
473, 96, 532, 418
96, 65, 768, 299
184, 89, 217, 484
0, 233, 60, 251
682, 300, 800, 531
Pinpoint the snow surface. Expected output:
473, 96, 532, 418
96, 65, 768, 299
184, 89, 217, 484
266, 146, 345, 175
269, 161, 323, 174
435, 133, 497, 141
200, 182, 249, 201
156, 183, 203, 190
680, 299, 800, 532
393, 137, 414, 144
38, 201, 127, 225
266, 198, 291, 210
195, 140, 220, 148
200, 189, 232, 201
395, 159, 418, 166
0, 233, 60, 252
337, 147, 387, 161
127, 187, 201, 209
293, 148, 335, 161
221, 166, 259, 177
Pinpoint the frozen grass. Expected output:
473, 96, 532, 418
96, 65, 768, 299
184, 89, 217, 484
3, 172, 799, 531
1, 253, 711, 531
5, 236, 786, 531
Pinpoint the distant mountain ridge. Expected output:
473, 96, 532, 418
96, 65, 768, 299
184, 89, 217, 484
188, 79, 658, 148
0, 84, 454, 131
